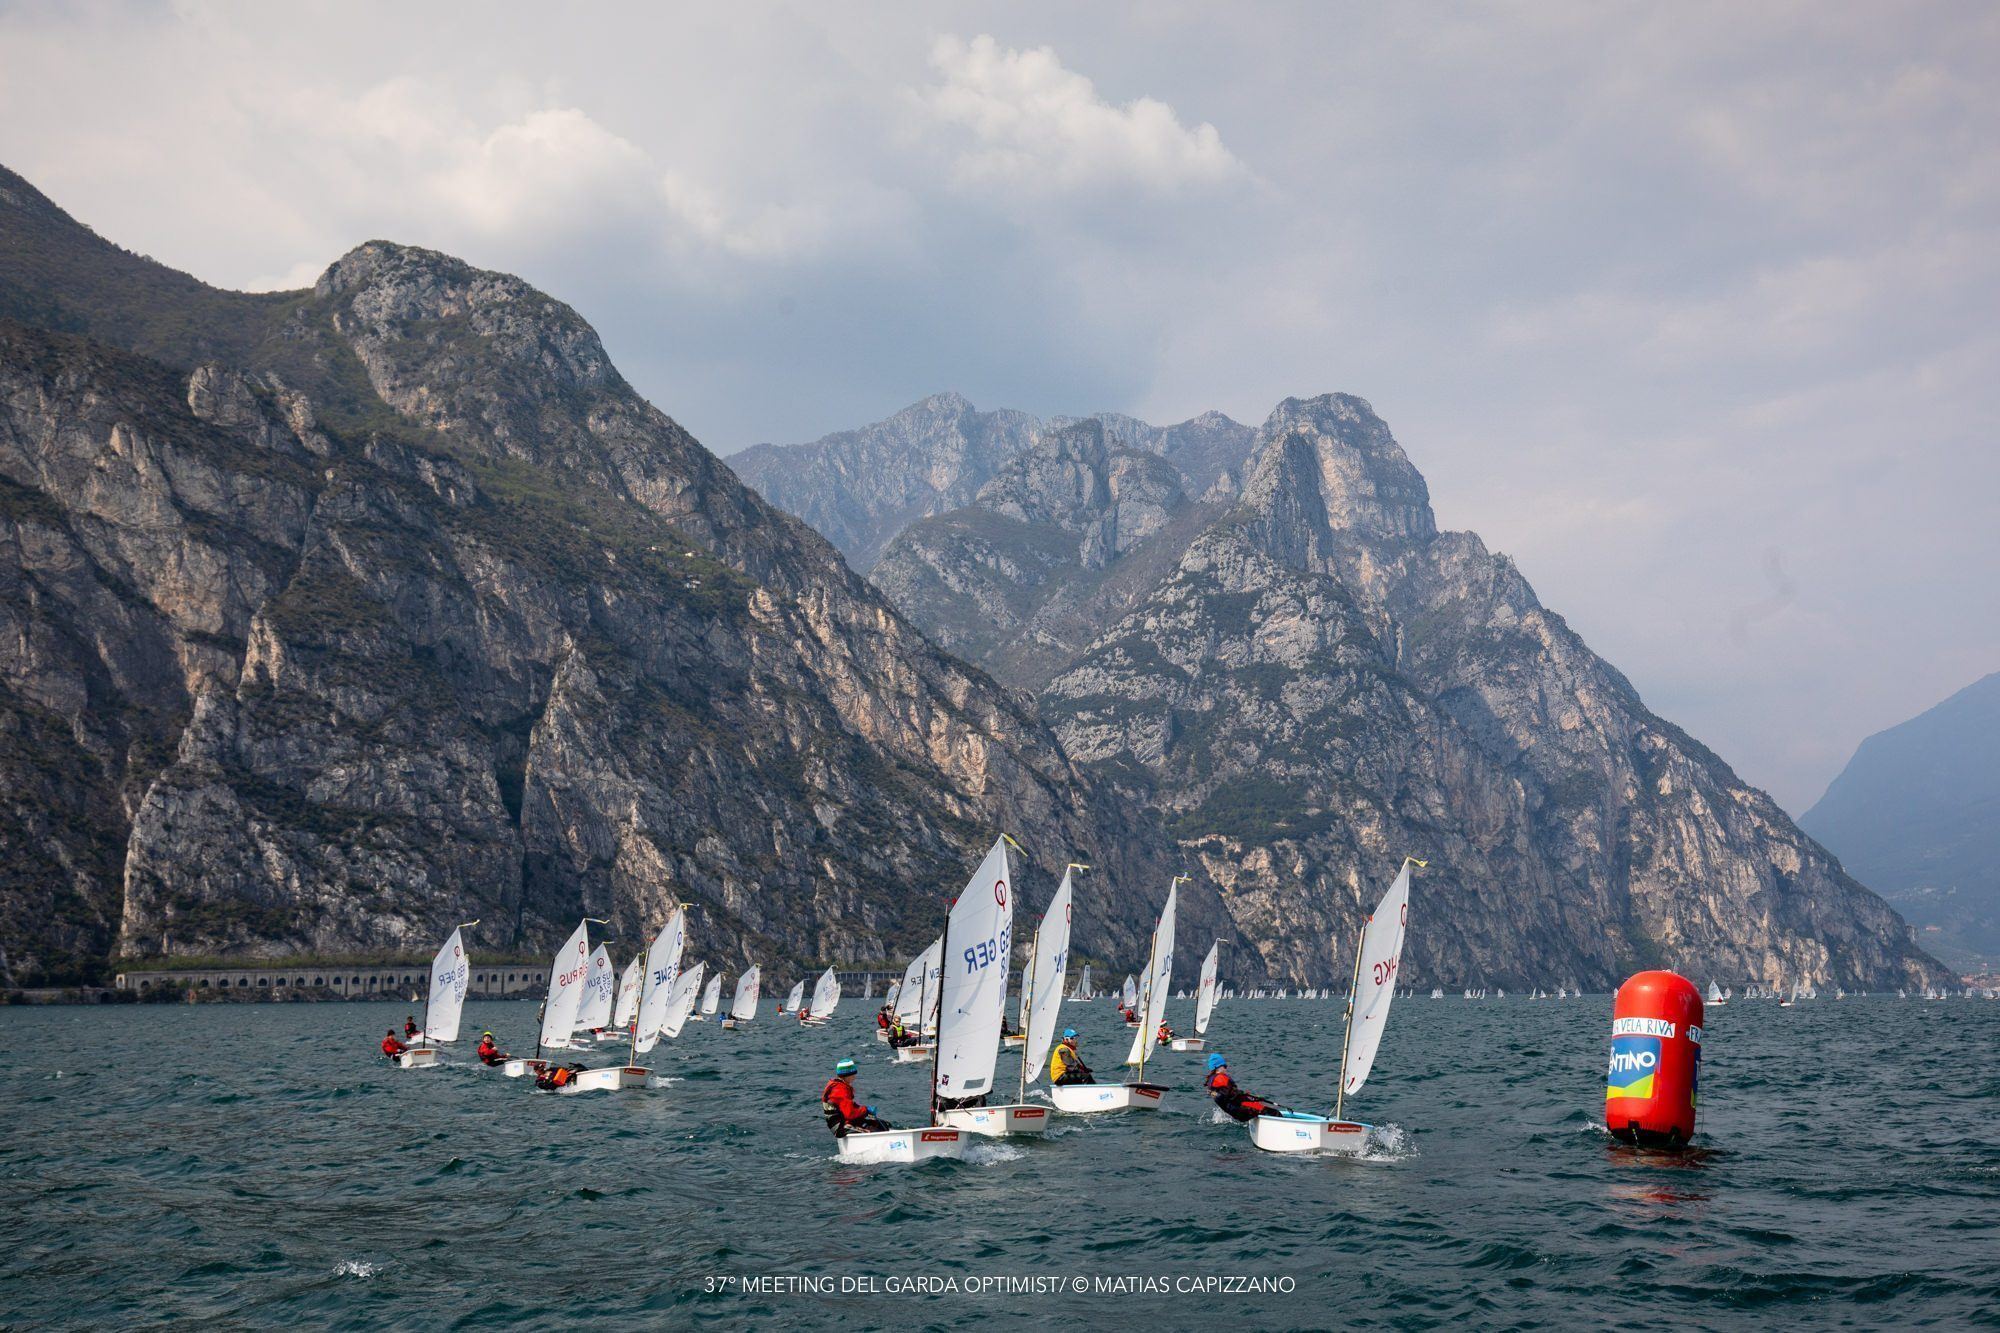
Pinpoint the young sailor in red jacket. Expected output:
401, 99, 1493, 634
381, 1030, 408, 1060
820, 1058, 892, 1136
1156, 1020, 1177, 1046
404, 1015, 420, 1039
1204, 1053, 1289, 1121
475, 1032, 507, 1066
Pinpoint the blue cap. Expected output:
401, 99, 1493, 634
834, 1057, 858, 1076
1207, 1053, 1226, 1071
1062, 1028, 1077, 1040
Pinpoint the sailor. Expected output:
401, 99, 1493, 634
475, 1031, 506, 1065
404, 1015, 420, 1039
888, 1017, 920, 1049
821, 1058, 891, 1136
1156, 1020, 1176, 1047
535, 1062, 583, 1091
1203, 1054, 1286, 1121
381, 1029, 408, 1060
876, 1004, 894, 1032
1049, 1029, 1094, 1085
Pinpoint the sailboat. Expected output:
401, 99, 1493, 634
1069, 963, 1095, 1002
1707, 980, 1727, 1008
1170, 940, 1220, 1051
891, 939, 943, 1063
1120, 973, 1140, 1024
955, 863, 1080, 1137
398, 923, 475, 1068
724, 964, 760, 1029
1055, 876, 1183, 1113
801, 967, 840, 1025
694, 971, 722, 1022
934, 845, 1058, 1139
506, 918, 599, 1077
565, 908, 685, 1091
781, 978, 805, 1016
835, 839, 1022, 1164
1250, 857, 1419, 1153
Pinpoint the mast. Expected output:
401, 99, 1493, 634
929, 891, 954, 1124
1333, 910, 1368, 1122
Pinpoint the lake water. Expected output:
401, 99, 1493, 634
3, 993, 1995, 1329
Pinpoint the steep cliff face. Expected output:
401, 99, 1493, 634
0, 165, 1225, 984
872, 419, 1225, 689
732, 395, 1255, 572
912, 394, 1951, 989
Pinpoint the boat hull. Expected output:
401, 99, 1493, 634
1247, 1114, 1371, 1154
501, 1058, 549, 1078
721, 1019, 739, 1030
1002, 1035, 1026, 1048
396, 1048, 439, 1069
1169, 1037, 1207, 1052
560, 1065, 652, 1093
1048, 1082, 1167, 1114
937, 1104, 1050, 1137
834, 1127, 965, 1165
891, 1044, 935, 1064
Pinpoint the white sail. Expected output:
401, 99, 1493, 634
884, 980, 902, 1010
660, 962, 706, 1041
933, 838, 1014, 1104
1340, 860, 1413, 1100
1122, 973, 1138, 1010
783, 979, 805, 1014
1125, 882, 1178, 1067
633, 908, 687, 1054
1020, 867, 1074, 1088
809, 966, 841, 1019
1194, 940, 1221, 1036
730, 965, 761, 1021
424, 927, 470, 1043
896, 937, 942, 1026
1071, 963, 1093, 1001
574, 944, 616, 1032
1707, 980, 1723, 1003
699, 972, 723, 1016
613, 956, 642, 1029
538, 920, 593, 1050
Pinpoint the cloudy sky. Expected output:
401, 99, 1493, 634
3, 0, 1995, 811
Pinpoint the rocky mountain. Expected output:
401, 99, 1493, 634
866, 392, 1951, 990
1801, 672, 2000, 968
872, 419, 1230, 689
730, 394, 1255, 571
0, 164, 1224, 987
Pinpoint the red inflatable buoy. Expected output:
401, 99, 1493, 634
1605, 970, 1702, 1148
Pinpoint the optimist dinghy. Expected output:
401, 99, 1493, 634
562, 908, 685, 1092
939, 856, 1078, 1139
1170, 940, 1221, 1052
723, 965, 760, 1029
845, 837, 1023, 1156
1248, 857, 1419, 1154
515, 918, 599, 1077
1097, 876, 1184, 1111
832, 1126, 966, 1165
695, 972, 722, 1022
399, 923, 475, 1068
799, 967, 840, 1026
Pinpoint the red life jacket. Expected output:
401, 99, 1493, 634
382, 1036, 405, 1057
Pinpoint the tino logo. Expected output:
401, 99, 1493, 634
1606, 1035, 1660, 1100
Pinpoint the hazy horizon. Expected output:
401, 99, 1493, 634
3, 1, 1994, 811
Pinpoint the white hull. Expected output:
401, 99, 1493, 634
1168, 1037, 1206, 1052
501, 1058, 549, 1078
875, 1028, 890, 1043
891, 1044, 935, 1064
937, 1104, 1050, 1137
833, 1127, 966, 1164
721, 1019, 739, 1029
1048, 1082, 1167, 1114
1247, 1114, 1370, 1154
1002, 1035, 1026, 1048
560, 1065, 652, 1093
396, 1048, 439, 1069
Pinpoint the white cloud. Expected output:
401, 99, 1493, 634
918, 34, 1244, 195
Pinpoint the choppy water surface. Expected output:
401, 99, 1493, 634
3, 995, 1996, 1329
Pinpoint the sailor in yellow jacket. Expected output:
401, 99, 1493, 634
1050, 1028, 1095, 1085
